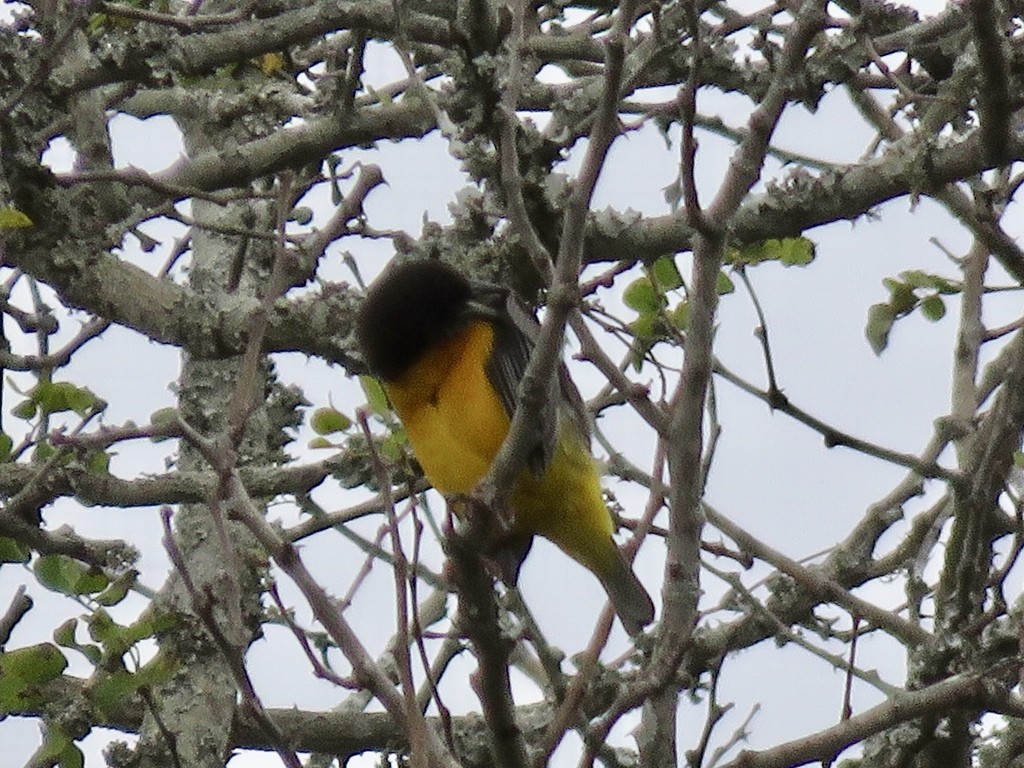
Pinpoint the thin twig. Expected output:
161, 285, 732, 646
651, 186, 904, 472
713, 358, 959, 482
704, 504, 932, 648
720, 673, 1024, 768
266, 581, 357, 689
678, 0, 709, 233
358, 409, 431, 768
0, 585, 32, 648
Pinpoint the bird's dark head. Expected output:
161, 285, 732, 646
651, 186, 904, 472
356, 260, 478, 382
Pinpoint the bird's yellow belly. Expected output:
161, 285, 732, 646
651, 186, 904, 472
511, 428, 616, 572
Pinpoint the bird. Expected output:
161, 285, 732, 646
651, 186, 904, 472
356, 259, 655, 635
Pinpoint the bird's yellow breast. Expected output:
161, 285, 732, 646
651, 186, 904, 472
383, 320, 618, 575
385, 321, 509, 495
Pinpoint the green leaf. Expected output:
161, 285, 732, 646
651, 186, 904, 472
290, 206, 314, 225
86, 610, 139, 664
932, 277, 961, 295
125, 610, 177, 644
149, 407, 177, 427
0, 432, 13, 462
32, 440, 55, 463
52, 619, 102, 665
919, 294, 946, 321
899, 270, 931, 289
883, 279, 917, 315
629, 338, 654, 371
865, 303, 896, 355
628, 312, 662, 342
87, 12, 111, 33
136, 650, 178, 685
0, 207, 33, 229
651, 256, 684, 291
35, 554, 110, 596
94, 570, 138, 607
36, 722, 84, 768
34, 555, 77, 594
79, 644, 104, 665
59, 743, 84, 768
311, 407, 352, 435
380, 432, 407, 462
716, 271, 736, 295
87, 450, 111, 474
90, 612, 151, 667
12, 399, 37, 420
900, 269, 960, 295
90, 670, 141, 714
360, 376, 391, 416
31, 381, 100, 417
0, 643, 68, 715
308, 436, 335, 450
53, 619, 78, 648
0, 536, 30, 564
731, 237, 816, 267
86, 608, 118, 644
776, 237, 816, 266
671, 301, 690, 331
623, 277, 663, 313
256, 51, 286, 76
90, 653, 178, 717
149, 407, 179, 441
0, 643, 67, 683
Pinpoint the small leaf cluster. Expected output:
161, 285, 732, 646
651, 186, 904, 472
623, 255, 700, 368
865, 269, 960, 355
8, 380, 109, 469
623, 238, 815, 368
0, 642, 68, 717
727, 237, 816, 268
309, 405, 354, 448
314, 378, 424, 491
0, 555, 174, 767
11, 380, 102, 421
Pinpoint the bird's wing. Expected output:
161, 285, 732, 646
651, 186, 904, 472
475, 284, 590, 475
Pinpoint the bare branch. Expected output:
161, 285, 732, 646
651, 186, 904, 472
721, 673, 1024, 768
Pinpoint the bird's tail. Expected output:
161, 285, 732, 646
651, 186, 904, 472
600, 554, 655, 636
